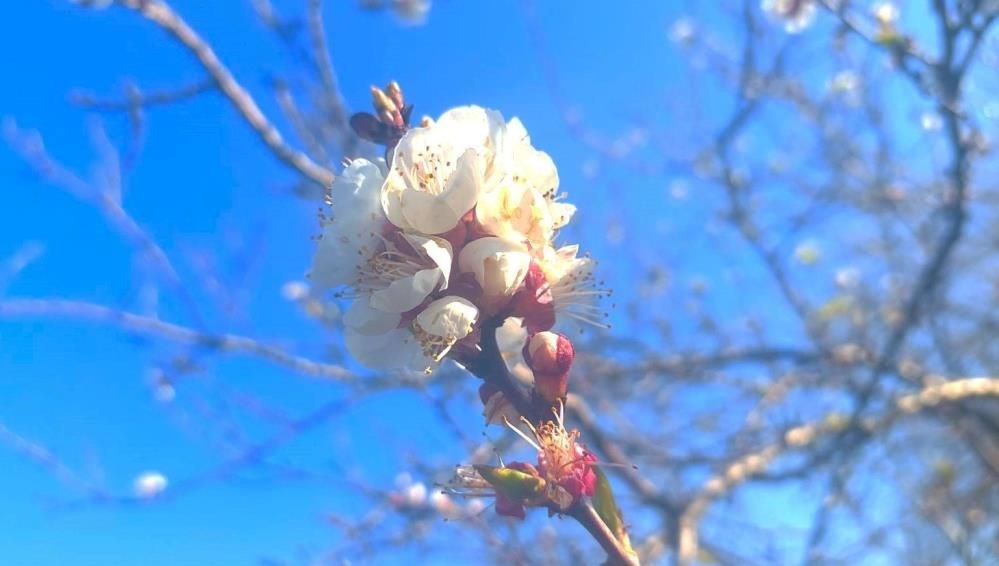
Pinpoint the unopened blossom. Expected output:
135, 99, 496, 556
430, 490, 462, 519
458, 236, 531, 311
381, 106, 507, 235
405, 482, 428, 506
873, 1, 899, 25
873, 2, 901, 43
524, 331, 574, 403
510, 262, 557, 334
310, 158, 386, 290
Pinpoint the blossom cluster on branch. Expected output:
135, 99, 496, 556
310, 82, 605, 375
309, 83, 633, 563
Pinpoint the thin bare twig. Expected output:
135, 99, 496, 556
69, 79, 216, 112
0, 298, 354, 381
104, 0, 335, 187
676, 377, 999, 563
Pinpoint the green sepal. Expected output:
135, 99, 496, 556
474, 465, 545, 501
592, 467, 636, 555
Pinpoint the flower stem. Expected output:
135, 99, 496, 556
467, 319, 538, 420
467, 320, 640, 566
569, 501, 641, 566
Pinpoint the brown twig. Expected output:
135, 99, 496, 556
0, 298, 354, 381
104, 0, 335, 187
69, 79, 215, 112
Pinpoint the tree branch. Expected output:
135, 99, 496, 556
0, 298, 354, 381
106, 0, 334, 187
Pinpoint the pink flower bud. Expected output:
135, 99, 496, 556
510, 262, 555, 334
524, 331, 574, 403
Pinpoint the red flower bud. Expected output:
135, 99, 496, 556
510, 262, 555, 334
524, 331, 574, 403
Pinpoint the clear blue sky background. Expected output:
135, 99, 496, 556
0, 1, 952, 564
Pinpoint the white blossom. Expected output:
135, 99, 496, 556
381, 106, 506, 235
361, 233, 453, 313
310, 159, 386, 289
343, 296, 479, 373
413, 296, 479, 364
475, 118, 575, 248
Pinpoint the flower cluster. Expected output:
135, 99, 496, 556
312, 83, 611, 525
311, 83, 606, 374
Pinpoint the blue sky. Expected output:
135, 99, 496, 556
0, 1, 965, 564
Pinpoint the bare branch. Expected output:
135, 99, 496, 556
102, 0, 335, 187
0, 298, 355, 381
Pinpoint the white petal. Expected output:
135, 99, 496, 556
549, 202, 576, 230
436, 106, 506, 154
458, 237, 531, 299
343, 300, 401, 335
401, 149, 482, 234
415, 296, 479, 339
369, 268, 442, 313
310, 159, 386, 289
402, 233, 453, 289
380, 177, 412, 231
442, 149, 485, 218
518, 147, 559, 193
505, 117, 530, 146
345, 327, 424, 370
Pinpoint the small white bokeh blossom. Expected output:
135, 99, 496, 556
392, 0, 431, 26
872, 1, 899, 25
133, 471, 168, 499
794, 240, 822, 265
762, 0, 817, 34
